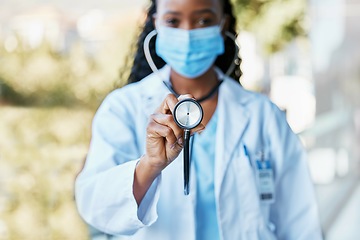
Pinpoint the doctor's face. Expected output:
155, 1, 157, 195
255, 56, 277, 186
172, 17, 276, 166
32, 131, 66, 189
155, 0, 223, 30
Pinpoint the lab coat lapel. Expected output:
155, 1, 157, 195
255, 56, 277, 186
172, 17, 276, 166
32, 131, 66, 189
141, 66, 172, 116
215, 79, 251, 195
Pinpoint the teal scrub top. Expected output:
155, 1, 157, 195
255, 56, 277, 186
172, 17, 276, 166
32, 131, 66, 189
193, 110, 220, 240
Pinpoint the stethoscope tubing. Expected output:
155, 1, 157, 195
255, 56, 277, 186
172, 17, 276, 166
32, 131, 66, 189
183, 129, 191, 195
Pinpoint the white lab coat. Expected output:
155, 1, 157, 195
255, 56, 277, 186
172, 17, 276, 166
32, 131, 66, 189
75, 66, 323, 240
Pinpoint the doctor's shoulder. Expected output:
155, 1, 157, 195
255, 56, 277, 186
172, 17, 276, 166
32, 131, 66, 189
96, 73, 162, 113
236, 86, 286, 121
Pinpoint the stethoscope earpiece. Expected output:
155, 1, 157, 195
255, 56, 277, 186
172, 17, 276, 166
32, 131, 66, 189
173, 98, 203, 195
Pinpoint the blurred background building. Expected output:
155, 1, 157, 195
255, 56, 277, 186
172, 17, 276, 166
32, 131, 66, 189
240, 1, 360, 239
0, 0, 359, 239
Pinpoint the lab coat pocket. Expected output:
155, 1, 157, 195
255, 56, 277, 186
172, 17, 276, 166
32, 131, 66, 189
231, 145, 277, 239
232, 145, 262, 215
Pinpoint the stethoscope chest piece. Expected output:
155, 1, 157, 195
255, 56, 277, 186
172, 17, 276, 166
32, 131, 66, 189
173, 98, 203, 130
173, 98, 203, 195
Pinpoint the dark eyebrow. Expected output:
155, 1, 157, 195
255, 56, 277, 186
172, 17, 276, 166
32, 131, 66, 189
163, 8, 217, 16
193, 9, 217, 15
163, 11, 181, 16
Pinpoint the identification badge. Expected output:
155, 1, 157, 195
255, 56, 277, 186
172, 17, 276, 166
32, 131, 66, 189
255, 159, 275, 204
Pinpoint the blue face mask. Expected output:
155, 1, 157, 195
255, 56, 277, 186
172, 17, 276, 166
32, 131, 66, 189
155, 25, 225, 78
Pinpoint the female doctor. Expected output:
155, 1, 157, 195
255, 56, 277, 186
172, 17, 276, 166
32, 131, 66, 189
75, 0, 323, 239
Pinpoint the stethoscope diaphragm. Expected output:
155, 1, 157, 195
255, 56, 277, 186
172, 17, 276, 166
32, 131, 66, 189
173, 98, 203, 130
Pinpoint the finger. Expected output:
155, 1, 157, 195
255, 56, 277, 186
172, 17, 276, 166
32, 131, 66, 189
177, 94, 194, 101
151, 113, 184, 140
147, 118, 178, 146
156, 94, 178, 114
190, 123, 205, 135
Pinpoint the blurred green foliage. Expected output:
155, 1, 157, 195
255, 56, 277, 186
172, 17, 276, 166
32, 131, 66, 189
232, 0, 307, 53
0, 106, 93, 239
0, 9, 139, 239
0, 31, 133, 108
0, 40, 106, 108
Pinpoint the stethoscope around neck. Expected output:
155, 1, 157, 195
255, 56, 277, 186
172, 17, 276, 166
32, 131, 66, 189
143, 27, 239, 195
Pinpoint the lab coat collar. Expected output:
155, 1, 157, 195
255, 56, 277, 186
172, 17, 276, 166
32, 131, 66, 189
139, 66, 171, 116
142, 64, 254, 104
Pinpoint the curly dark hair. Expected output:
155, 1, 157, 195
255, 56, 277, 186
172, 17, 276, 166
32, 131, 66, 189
121, 0, 242, 85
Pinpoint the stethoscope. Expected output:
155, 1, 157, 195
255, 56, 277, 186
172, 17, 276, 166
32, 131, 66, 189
173, 98, 203, 195
143, 27, 239, 195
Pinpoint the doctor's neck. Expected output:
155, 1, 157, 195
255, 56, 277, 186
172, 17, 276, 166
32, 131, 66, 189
169, 67, 220, 102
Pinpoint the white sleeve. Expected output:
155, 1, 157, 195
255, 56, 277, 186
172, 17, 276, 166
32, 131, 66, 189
75, 90, 161, 236
267, 104, 323, 239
